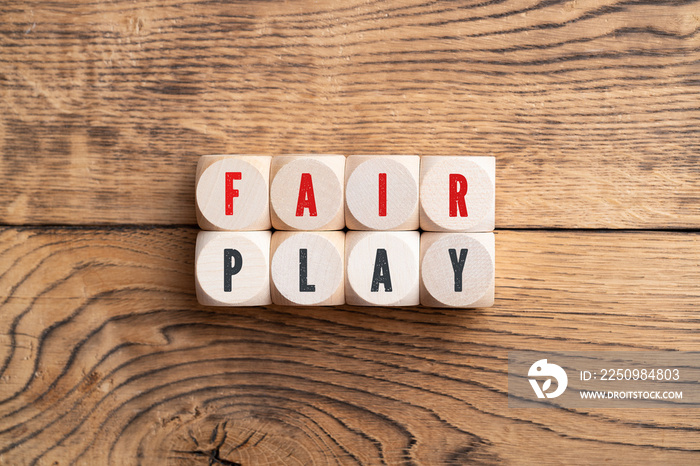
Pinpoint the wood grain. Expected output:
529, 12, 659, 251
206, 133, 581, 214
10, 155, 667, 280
1, 0, 699, 228
1, 227, 698, 464
2, 0, 699, 463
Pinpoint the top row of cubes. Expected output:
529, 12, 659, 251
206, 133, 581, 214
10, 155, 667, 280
196, 155, 495, 232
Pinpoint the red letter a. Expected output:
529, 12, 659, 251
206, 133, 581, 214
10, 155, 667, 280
449, 174, 468, 217
296, 173, 318, 216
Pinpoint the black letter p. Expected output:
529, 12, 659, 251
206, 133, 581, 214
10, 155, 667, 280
223, 249, 243, 292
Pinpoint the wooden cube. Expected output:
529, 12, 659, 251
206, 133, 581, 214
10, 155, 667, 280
345, 231, 420, 306
195, 231, 271, 306
420, 156, 495, 232
345, 155, 420, 230
270, 155, 345, 231
270, 231, 345, 306
196, 155, 271, 231
420, 232, 495, 308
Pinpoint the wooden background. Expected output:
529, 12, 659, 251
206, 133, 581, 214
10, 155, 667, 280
1, 0, 699, 464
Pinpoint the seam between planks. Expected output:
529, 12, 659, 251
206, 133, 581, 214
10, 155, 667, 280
0, 224, 698, 234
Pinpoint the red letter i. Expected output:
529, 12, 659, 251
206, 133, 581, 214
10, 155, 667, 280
378, 173, 387, 217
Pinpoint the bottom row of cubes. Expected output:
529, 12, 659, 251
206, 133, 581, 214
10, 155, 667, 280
195, 231, 495, 308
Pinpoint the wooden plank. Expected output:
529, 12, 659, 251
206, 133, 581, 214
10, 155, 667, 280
0, 227, 698, 464
1, 0, 699, 228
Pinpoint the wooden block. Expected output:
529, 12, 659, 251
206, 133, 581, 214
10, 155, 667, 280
420, 156, 495, 232
420, 232, 495, 308
196, 155, 271, 231
270, 155, 345, 231
345, 231, 420, 306
270, 231, 345, 306
345, 155, 420, 230
195, 231, 271, 306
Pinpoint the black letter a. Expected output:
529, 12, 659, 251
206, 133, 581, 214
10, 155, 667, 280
371, 249, 392, 292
